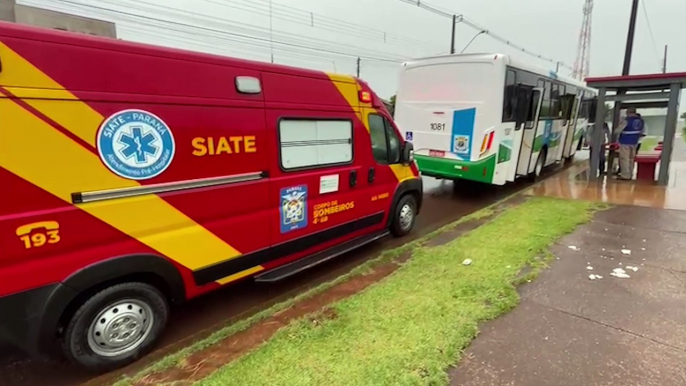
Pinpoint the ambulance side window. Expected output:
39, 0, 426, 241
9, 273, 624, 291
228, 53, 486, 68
385, 120, 401, 164
279, 119, 353, 170
368, 114, 401, 164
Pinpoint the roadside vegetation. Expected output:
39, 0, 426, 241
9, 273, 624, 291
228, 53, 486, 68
639, 136, 660, 153
194, 197, 599, 386
113, 200, 497, 386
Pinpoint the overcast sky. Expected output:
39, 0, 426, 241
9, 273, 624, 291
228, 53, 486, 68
21, 0, 686, 115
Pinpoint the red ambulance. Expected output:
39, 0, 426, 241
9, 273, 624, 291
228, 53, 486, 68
0, 22, 422, 370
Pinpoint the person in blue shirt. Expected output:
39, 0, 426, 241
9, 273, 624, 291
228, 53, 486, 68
613, 108, 645, 180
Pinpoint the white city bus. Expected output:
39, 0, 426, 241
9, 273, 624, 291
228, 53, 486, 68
394, 53, 597, 185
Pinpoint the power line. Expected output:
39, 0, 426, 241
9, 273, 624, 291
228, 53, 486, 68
640, 0, 662, 70
118, 19, 400, 69
396, 0, 453, 18
73, 0, 408, 61
40, 0, 402, 78
44, 0, 405, 63
210, 0, 439, 50
395, 0, 573, 71
204, 0, 428, 53
126, 25, 366, 69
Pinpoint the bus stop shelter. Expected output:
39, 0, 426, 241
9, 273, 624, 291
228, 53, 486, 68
585, 72, 686, 185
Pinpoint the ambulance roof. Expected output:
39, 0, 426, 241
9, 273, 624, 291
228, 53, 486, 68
0, 21, 355, 83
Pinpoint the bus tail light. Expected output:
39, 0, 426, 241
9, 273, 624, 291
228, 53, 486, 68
480, 131, 495, 155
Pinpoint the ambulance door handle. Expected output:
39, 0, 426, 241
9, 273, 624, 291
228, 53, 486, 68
368, 167, 375, 183
349, 170, 358, 187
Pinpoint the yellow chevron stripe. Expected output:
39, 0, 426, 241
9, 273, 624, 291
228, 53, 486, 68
0, 42, 257, 284
0, 43, 102, 147
0, 98, 242, 272
216, 266, 264, 285
326, 74, 416, 182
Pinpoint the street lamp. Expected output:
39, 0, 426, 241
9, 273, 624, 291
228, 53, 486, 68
461, 30, 487, 54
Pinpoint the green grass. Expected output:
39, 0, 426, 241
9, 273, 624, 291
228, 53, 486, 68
111, 198, 500, 386
197, 197, 598, 386
639, 136, 661, 153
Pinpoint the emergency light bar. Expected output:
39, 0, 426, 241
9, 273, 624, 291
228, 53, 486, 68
359, 91, 372, 103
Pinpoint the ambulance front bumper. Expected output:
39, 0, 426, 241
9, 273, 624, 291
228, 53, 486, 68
0, 283, 74, 356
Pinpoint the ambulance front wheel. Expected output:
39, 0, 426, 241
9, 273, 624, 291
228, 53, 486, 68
391, 195, 417, 237
61, 282, 169, 372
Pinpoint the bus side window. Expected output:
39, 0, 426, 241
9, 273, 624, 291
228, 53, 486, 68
565, 86, 578, 122
514, 85, 533, 125
503, 69, 517, 122
537, 79, 551, 119
551, 83, 561, 118
527, 89, 542, 126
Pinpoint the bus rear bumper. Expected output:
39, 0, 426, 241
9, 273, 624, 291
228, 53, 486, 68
415, 154, 496, 184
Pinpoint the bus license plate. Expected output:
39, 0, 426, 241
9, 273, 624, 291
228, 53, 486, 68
429, 150, 445, 157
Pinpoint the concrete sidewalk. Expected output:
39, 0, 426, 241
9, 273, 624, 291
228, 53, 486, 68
450, 205, 686, 386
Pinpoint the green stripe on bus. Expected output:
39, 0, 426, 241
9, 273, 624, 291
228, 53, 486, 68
533, 135, 545, 153
497, 143, 512, 164
415, 154, 496, 183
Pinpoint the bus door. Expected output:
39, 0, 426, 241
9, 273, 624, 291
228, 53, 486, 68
563, 94, 583, 158
560, 94, 579, 159
506, 84, 532, 182
516, 88, 543, 176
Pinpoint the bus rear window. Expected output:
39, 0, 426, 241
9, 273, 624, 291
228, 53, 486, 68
398, 62, 497, 103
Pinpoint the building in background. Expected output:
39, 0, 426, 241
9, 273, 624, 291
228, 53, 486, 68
0, 0, 116, 37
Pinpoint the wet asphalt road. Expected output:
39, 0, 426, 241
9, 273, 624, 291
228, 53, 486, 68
0, 162, 579, 386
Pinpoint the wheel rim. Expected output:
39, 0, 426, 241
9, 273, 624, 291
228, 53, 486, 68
87, 299, 154, 357
399, 203, 414, 231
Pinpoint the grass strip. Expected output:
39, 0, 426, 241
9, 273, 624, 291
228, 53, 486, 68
198, 197, 598, 386
111, 197, 498, 386
639, 136, 661, 153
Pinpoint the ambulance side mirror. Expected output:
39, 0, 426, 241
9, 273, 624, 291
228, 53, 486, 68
402, 142, 414, 165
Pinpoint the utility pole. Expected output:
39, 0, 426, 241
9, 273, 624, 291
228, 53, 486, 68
622, 0, 640, 75
356, 57, 360, 78
450, 14, 456, 54
663, 45, 668, 73
610, 0, 641, 175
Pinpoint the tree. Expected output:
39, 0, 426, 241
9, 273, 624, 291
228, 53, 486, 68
681, 112, 686, 120
388, 94, 396, 117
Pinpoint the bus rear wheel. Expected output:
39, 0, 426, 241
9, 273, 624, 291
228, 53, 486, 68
61, 282, 169, 372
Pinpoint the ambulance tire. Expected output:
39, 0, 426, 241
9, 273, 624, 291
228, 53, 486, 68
390, 195, 417, 237
61, 282, 169, 372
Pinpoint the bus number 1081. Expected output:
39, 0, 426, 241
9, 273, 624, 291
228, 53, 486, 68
430, 123, 446, 131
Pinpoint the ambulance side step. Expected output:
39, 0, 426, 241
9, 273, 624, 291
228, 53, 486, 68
254, 230, 390, 283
